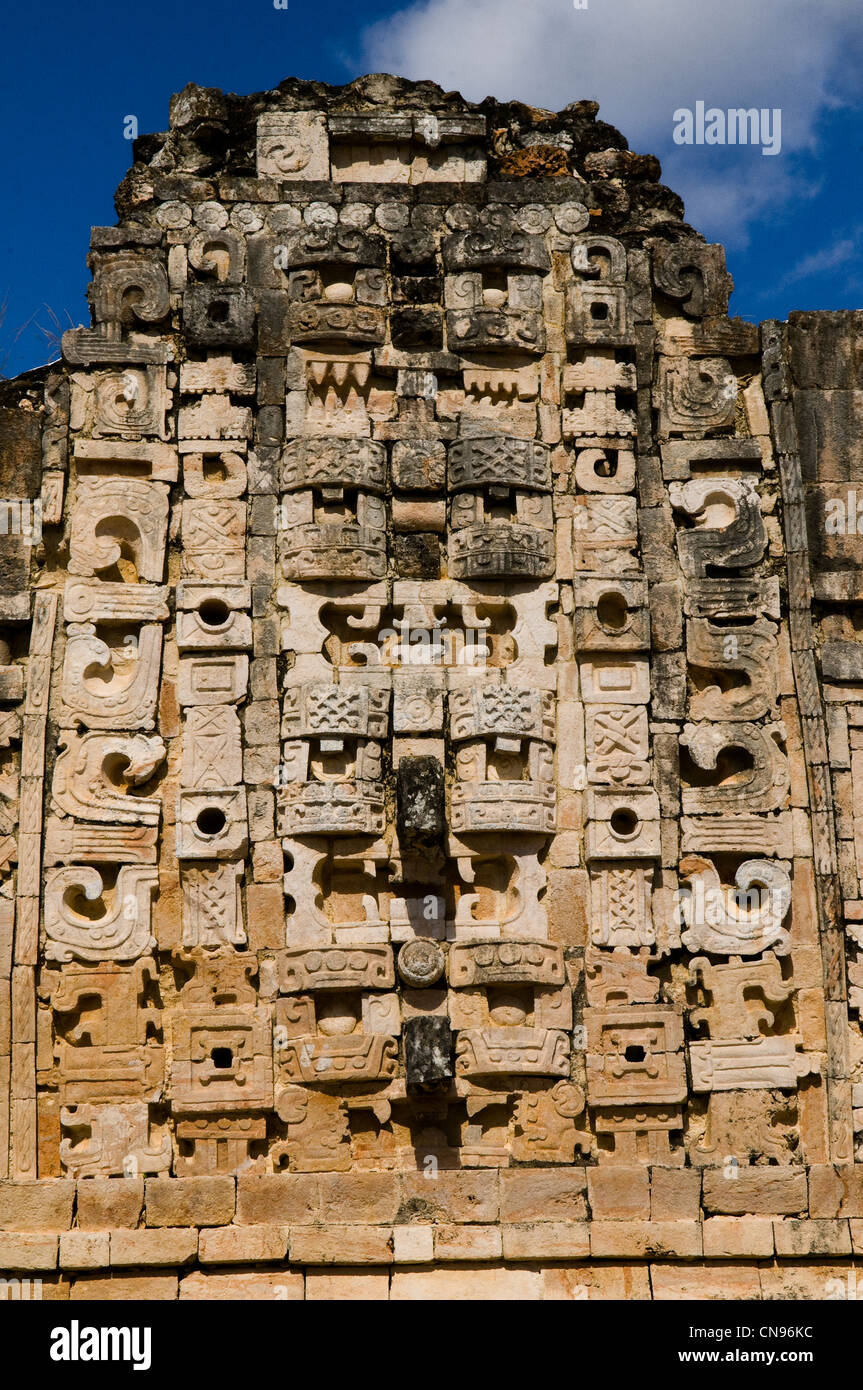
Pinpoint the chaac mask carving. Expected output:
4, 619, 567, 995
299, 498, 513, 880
0, 76, 855, 1197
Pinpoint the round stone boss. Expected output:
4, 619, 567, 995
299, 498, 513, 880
397, 938, 445, 988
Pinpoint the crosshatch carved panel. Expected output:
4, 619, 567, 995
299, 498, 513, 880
0, 72, 860, 1302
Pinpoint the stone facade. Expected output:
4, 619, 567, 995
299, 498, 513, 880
0, 73, 862, 1299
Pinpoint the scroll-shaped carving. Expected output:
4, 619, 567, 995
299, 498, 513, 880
680, 721, 789, 813
659, 356, 737, 434
574, 446, 637, 495
692, 1091, 797, 1165
256, 111, 329, 180
51, 732, 166, 824
678, 857, 792, 956
68, 478, 169, 582
652, 240, 734, 318
688, 953, 792, 1038
278, 946, 395, 994
189, 229, 245, 283
689, 1037, 816, 1093
60, 1102, 171, 1179
455, 1028, 570, 1079
91, 252, 170, 335
70, 367, 171, 441
288, 300, 386, 346
568, 236, 629, 343
445, 307, 545, 354
179, 359, 255, 398
669, 478, 766, 576
443, 226, 550, 274
512, 1080, 593, 1163
448, 940, 564, 988
45, 865, 158, 962
60, 623, 162, 730
272, 1086, 350, 1171
686, 618, 778, 720
285, 226, 386, 269
571, 235, 627, 283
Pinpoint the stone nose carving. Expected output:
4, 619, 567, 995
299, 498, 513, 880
678, 857, 792, 956
59, 624, 163, 730
680, 720, 789, 813
45, 865, 158, 962
669, 477, 766, 575
51, 731, 166, 823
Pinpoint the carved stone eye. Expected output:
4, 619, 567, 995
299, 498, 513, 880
609, 808, 639, 839
198, 598, 230, 628
596, 590, 629, 633
196, 806, 227, 837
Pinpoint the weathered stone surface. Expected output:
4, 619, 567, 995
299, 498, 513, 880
76, 1179, 145, 1230
0, 69, 858, 1303
396, 756, 445, 851
404, 1016, 453, 1091
198, 1223, 289, 1264
181, 1269, 304, 1299
0, 1181, 75, 1230
144, 1176, 235, 1228
702, 1169, 808, 1216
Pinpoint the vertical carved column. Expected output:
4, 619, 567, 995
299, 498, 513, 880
11, 590, 57, 1178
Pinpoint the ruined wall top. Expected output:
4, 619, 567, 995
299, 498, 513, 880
117, 75, 687, 235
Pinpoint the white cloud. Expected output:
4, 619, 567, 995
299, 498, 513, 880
778, 234, 861, 289
356, 0, 863, 240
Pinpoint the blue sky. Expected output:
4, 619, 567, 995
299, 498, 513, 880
2, 0, 862, 378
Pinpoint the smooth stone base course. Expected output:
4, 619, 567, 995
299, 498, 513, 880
1, 1260, 859, 1300
1, 1170, 860, 1296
